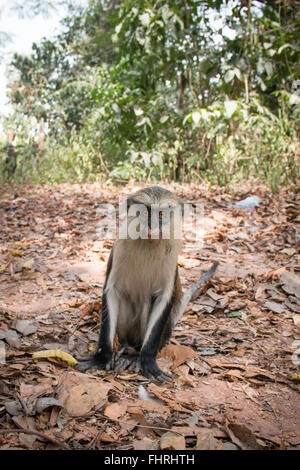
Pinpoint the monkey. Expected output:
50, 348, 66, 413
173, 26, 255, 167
77, 186, 218, 381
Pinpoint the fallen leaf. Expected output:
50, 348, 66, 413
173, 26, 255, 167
19, 433, 37, 448
104, 402, 127, 420
224, 420, 262, 450
133, 438, 157, 450
64, 381, 110, 417
159, 344, 197, 370
5, 401, 23, 416
22, 259, 35, 270
127, 399, 170, 416
264, 300, 284, 314
280, 272, 300, 300
4, 330, 21, 348
147, 383, 192, 413
20, 382, 53, 399
160, 432, 186, 450
15, 320, 38, 336
35, 397, 64, 414
195, 428, 220, 450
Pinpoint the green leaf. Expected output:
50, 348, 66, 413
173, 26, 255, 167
192, 111, 201, 125
134, 107, 144, 116
160, 115, 169, 123
265, 62, 273, 78
224, 69, 235, 83
139, 12, 151, 27
228, 310, 243, 318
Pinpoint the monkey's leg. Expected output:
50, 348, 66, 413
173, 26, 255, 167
77, 290, 118, 372
140, 295, 173, 382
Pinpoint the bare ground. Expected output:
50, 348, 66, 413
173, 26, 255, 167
0, 182, 299, 450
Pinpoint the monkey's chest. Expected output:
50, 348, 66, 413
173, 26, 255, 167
110, 249, 176, 346
113, 253, 172, 299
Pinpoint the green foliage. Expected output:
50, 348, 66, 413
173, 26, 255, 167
1, 0, 299, 189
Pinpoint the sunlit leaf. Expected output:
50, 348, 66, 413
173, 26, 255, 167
224, 100, 238, 118
224, 69, 235, 83
192, 111, 201, 125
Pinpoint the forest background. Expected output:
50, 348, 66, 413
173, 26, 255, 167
0, 0, 299, 191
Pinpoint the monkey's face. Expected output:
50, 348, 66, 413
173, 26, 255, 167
125, 187, 182, 241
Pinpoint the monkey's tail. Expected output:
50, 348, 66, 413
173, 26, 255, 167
173, 261, 219, 326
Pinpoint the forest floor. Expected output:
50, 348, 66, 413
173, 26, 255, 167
0, 182, 299, 450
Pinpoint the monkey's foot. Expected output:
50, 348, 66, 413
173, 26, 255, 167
76, 353, 113, 372
114, 352, 141, 374
141, 359, 171, 383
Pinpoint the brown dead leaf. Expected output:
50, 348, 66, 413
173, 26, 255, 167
100, 429, 120, 443
104, 375, 125, 391
64, 381, 110, 417
175, 364, 195, 386
133, 438, 157, 451
224, 420, 262, 450
160, 432, 186, 450
19, 432, 37, 449
159, 344, 197, 370
266, 267, 288, 281
127, 399, 170, 417
195, 428, 220, 450
79, 303, 94, 320
254, 284, 268, 301
147, 383, 192, 413
264, 300, 285, 314
19, 382, 53, 399
280, 272, 300, 300
104, 401, 127, 420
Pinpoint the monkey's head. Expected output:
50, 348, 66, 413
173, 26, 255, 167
125, 186, 183, 242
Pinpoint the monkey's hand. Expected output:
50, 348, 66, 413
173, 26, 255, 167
141, 357, 171, 383
76, 351, 113, 372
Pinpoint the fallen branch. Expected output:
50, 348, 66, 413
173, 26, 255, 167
0, 428, 70, 450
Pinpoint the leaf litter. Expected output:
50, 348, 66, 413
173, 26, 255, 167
0, 182, 299, 450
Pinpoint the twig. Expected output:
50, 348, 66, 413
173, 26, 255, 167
16, 393, 29, 416
110, 417, 182, 435
87, 420, 107, 449
0, 428, 70, 450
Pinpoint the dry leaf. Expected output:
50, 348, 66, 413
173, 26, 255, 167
159, 344, 197, 370
127, 399, 170, 416
224, 420, 262, 450
64, 381, 110, 417
104, 402, 127, 420
195, 429, 220, 450
160, 432, 186, 450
